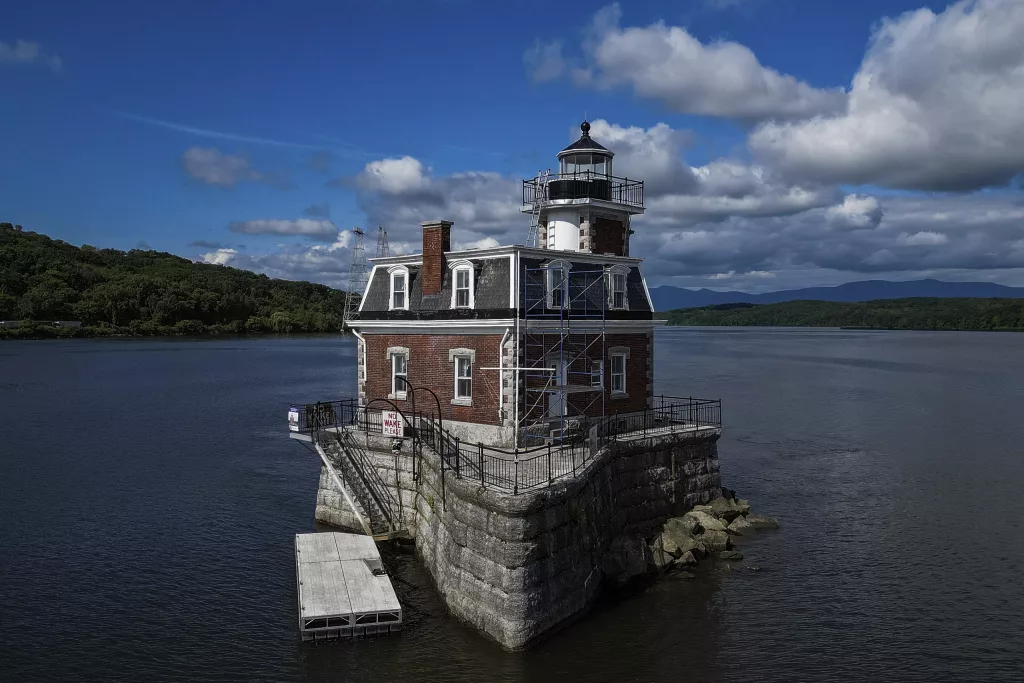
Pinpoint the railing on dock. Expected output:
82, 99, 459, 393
291, 396, 720, 495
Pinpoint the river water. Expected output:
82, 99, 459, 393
1, 328, 1022, 682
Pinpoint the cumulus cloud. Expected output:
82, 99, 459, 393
227, 218, 339, 242
825, 195, 884, 230
548, 3, 845, 123
181, 147, 291, 189
0, 39, 61, 72
750, 0, 1024, 191
523, 39, 565, 82
199, 233, 353, 287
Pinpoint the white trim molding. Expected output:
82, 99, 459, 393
448, 259, 475, 310
387, 264, 410, 311
386, 346, 410, 400
449, 348, 475, 406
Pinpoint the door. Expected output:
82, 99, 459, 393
547, 359, 567, 418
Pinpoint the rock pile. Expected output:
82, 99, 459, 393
646, 489, 778, 577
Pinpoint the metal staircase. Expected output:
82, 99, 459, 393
322, 429, 406, 539
526, 170, 547, 248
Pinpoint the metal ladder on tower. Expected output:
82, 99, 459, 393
526, 170, 548, 248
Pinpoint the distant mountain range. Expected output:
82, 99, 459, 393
649, 279, 1024, 312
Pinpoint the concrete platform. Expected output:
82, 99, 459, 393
294, 532, 402, 641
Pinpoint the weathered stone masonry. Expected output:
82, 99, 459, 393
315, 429, 721, 649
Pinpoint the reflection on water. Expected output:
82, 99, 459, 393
1, 329, 1023, 682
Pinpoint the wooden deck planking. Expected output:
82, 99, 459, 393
299, 560, 352, 618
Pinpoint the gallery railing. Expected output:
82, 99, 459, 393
290, 396, 720, 495
523, 171, 644, 209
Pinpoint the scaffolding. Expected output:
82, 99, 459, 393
342, 227, 367, 332
518, 262, 608, 444
375, 225, 390, 258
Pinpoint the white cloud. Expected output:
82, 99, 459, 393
523, 39, 565, 82
750, 0, 1024, 191
898, 231, 949, 246
199, 233, 354, 287
0, 39, 61, 72
357, 156, 431, 194
826, 194, 884, 230
560, 3, 845, 123
181, 147, 290, 189
227, 218, 339, 242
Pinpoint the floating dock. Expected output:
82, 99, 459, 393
294, 532, 402, 641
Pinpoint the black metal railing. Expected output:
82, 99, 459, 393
292, 396, 720, 495
523, 171, 644, 209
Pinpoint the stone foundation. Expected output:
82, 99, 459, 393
314, 429, 721, 649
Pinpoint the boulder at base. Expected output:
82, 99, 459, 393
700, 529, 731, 552
662, 526, 701, 558
649, 545, 674, 574
673, 551, 697, 568
665, 515, 702, 536
602, 535, 652, 586
685, 510, 727, 533
727, 516, 755, 536
719, 550, 744, 561
709, 496, 746, 522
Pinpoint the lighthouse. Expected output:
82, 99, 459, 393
523, 120, 645, 254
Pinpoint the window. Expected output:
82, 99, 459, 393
610, 353, 626, 394
451, 263, 474, 309
591, 360, 603, 388
612, 272, 627, 309
546, 261, 571, 309
391, 352, 408, 398
389, 268, 408, 311
607, 266, 629, 310
455, 356, 472, 400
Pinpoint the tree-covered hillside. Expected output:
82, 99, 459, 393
664, 298, 1024, 331
0, 222, 352, 337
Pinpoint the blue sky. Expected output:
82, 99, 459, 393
3, 0, 1024, 292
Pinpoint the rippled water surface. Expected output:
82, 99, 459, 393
2, 329, 1023, 682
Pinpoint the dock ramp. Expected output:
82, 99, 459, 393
294, 532, 402, 641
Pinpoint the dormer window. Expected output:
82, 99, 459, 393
449, 261, 474, 309
389, 266, 409, 311
607, 265, 629, 310
545, 260, 571, 309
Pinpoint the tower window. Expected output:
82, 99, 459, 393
387, 347, 410, 399
610, 353, 626, 394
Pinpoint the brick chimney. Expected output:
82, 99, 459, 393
420, 220, 452, 296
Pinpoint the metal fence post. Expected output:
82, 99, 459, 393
547, 443, 552, 485
455, 437, 461, 478
514, 449, 519, 495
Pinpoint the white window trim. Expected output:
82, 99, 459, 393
388, 265, 409, 311
387, 346, 410, 400
606, 265, 630, 311
609, 346, 630, 398
591, 359, 604, 388
449, 260, 475, 309
545, 259, 572, 309
449, 348, 476, 406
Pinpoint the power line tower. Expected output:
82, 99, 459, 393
342, 227, 367, 332
375, 225, 390, 258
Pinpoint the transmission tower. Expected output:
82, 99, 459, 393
342, 227, 367, 332
375, 225, 390, 257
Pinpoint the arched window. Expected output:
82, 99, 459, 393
448, 260, 475, 309
606, 265, 630, 310
545, 259, 572, 309
388, 265, 409, 311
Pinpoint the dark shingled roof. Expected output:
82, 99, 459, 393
361, 257, 512, 313
560, 120, 612, 156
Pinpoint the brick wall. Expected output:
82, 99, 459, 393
593, 217, 625, 256
364, 333, 503, 425
421, 220, 452, 296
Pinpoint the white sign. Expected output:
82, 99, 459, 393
288, 407, 300, 432
381, 410, 403, 437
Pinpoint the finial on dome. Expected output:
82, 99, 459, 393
581, 119, 591, 136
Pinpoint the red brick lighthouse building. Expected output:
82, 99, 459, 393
348, 121, 657, 447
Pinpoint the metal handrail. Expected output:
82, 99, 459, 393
523, 170, 644, 209
296, 396, 720, 495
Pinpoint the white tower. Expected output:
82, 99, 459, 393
523, 120, 645, 256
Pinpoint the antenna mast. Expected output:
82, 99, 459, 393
376, 225, 390, 258
342, 227, 367, 332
